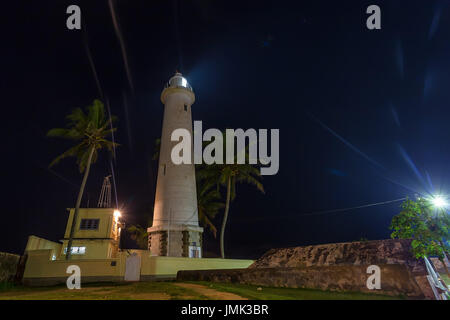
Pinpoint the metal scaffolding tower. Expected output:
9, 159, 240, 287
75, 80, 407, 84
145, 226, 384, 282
97, 175, 112, 208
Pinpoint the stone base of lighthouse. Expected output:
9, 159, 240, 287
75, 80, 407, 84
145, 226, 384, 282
147, 225, 203, 258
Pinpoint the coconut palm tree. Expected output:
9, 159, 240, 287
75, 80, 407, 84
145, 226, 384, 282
197, 140, 264, 258
197, 180, 224, 238
47, 99, 118, 260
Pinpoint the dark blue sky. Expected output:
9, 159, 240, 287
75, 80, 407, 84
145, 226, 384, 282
1, 1, 450, 258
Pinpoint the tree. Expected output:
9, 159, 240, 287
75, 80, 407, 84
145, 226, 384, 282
127, 213, 153, 250
427, 209, 450, 258
197, 180, 224, 238
197, 135, 264, 258
390, 198, 449, 276
48, 99, 118, 260
127, 225, 149, 249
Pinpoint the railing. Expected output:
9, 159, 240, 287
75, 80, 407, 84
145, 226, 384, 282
424, 256, 449, 300
164, 81, 193, 92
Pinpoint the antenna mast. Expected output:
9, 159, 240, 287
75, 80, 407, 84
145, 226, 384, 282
97, 175, 112, 208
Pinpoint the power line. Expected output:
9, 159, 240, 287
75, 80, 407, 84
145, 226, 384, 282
44, 167, 95, 204
148, 197, 408, 224
46, 168, 79, 189
235, 197, 407, 222
294, 197, 407, 217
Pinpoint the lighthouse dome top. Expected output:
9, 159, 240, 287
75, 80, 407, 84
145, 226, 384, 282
161, 72, 195, 104
165, 72, 193, 92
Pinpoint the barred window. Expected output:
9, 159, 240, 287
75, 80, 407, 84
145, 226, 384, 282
64, 246, 86, 255
79, 218, 100, 230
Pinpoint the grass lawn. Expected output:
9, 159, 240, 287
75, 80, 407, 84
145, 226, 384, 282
0, 281, 208, 300
0, 281, 404, 300
441, 274, 450, 287
190, 281, 404, 300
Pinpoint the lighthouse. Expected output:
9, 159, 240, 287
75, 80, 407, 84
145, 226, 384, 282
148, 72, 203, 258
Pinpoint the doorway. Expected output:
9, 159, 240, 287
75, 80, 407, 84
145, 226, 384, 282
124, 253, 141, 281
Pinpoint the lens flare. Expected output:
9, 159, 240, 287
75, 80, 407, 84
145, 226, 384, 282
430, 195, 447, 209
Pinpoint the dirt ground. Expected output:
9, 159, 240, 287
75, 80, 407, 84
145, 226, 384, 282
0, 280, 404, 300
0, 281, 245, 300
174, 282, 247, 300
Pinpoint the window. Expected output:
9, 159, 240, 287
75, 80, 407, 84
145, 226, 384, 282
163, 164, 166, 175
189, 246, 201, 258
64, 246, 86, 255
184, 104, 188, 111
80, 218, 99, 230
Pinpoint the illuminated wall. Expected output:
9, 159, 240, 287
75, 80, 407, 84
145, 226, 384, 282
22, 249, 254, 286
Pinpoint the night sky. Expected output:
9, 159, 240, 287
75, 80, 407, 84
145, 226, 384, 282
2, 1, 450, 259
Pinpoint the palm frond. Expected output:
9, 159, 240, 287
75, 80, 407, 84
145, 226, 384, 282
101, 127, 118, 138
49, 143, 84, 168
240, 173, 265, 194
88, 100, 103, 128
200, 213, 218, 238
77, 147, 91, 173
66, 107, 87, 125
101, 140, 120, 155
47, 128, 83, 140
48, 99, 118, 171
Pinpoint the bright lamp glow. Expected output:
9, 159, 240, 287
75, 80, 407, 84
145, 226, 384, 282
430, 195, 447, 209
114, 210, 121, 218
181, 77, 187, 87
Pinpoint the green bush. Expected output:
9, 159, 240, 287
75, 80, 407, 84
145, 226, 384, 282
0, 282, 15, 292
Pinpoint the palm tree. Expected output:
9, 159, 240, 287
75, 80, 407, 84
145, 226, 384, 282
197, 139, 264, 258
47, 99, 118, 260
197, 180, 224, 238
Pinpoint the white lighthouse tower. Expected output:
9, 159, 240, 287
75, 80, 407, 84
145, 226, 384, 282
148, 72, 203, 258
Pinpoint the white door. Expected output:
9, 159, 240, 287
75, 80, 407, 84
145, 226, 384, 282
124, 253, 141, 281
